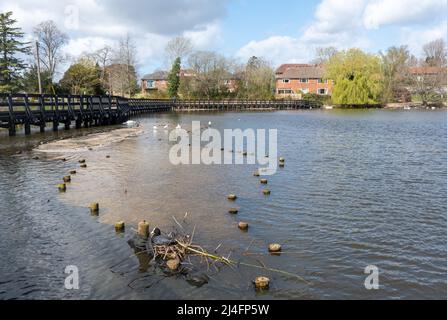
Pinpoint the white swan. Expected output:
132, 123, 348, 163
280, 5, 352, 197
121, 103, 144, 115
153, 125, 158, 130
164, 124, 169, 129
208, 121, 212, 126
124, 120, 137, 127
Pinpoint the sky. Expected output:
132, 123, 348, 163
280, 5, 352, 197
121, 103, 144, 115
2, 0, 447, 78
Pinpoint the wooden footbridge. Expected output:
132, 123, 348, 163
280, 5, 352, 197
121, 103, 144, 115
0, 94, 321, 136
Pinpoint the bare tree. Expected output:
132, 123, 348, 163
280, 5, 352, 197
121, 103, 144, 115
312, 47, 338, 65
165, 36, 193, 66
187, 51, 230, 99
423, 38, 447, 67
106, 35, 138, 97
90, 45, 113, 87
409, 63, 447, 105
33, 20, 68, 82
238, 56, 275, 100
380, 45, 412, 103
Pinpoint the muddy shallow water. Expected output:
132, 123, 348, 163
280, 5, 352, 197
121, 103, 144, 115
0, 109, 447, 300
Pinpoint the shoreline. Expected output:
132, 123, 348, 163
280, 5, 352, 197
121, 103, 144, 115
34, 126, 145, 154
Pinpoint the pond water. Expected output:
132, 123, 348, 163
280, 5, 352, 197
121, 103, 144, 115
0, 109, 446, 300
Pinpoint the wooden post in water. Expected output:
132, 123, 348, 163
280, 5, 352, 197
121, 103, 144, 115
138, 220, 150, 239
24, 122, 31, 135
9, 122, 16, 136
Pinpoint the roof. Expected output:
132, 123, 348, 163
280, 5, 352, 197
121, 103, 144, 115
409, 67, 447, 75
275, 64, 310, 75
276, 65, 325, 79
142, 71, 168, 81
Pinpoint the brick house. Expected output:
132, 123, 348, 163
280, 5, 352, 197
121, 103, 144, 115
275, 64, 333, 99
141, 69, 239, 95
408, 66, 447, 97
141, 71, 169, 94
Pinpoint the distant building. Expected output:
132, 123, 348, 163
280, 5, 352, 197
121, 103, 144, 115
141, 69, 239, 95
141, 71, 169, 94
275, 64, 333, 99
408, 66, 447, 96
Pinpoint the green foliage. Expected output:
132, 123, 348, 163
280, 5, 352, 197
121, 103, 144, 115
22, 64, 53, 93
302, 93, 331, 105
168, 57, 181, 98
0, 11, 30, 93
59, 58, 102, 95
325, 49, 383, 105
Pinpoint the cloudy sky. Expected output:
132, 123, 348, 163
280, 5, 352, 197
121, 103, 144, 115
2, 0, 447, 77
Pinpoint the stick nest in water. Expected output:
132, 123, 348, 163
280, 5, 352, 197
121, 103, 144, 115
122, 214, 310, 289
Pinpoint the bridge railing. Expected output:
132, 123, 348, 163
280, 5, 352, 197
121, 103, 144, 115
1, 93, 321, 135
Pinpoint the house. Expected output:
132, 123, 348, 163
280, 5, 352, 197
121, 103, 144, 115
141, 69, 239, 95
275, 64, 333, 99
408, 66, 447, 95
141, 71, 169, 94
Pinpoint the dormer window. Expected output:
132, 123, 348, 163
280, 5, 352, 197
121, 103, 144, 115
282, 79, 290, 83
299, 78, 308, 83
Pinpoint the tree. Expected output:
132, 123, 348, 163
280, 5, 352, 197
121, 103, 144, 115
187, 51, 231, 99
22, 64, 52, 93
90, 45, 113, 88
325, 49, 383, 105
380, 46, 411, 103
59, 57, 101, 95
167, 57, 181, 98
165, 36, 193, 66
33, 20, 68, 82
312, 47, 338, 65
238, 56, 275, 100
0, 11, 30, 92
423, 39, 447, 67
110, 35, 138, 97
409, 64, 447, 106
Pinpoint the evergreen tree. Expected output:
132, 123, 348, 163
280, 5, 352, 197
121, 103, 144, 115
22, 64, 52, 93
167, 57, 181, 98
0, 12, 30, 93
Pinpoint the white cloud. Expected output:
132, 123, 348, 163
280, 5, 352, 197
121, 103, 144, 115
400, 20, 447, 55
183, 22, 222, 50
363, 0, 447, 29
0, 0, 228, 75
236, 36, 310, 65
63, 37, 113, 58
237, 0, 447, 65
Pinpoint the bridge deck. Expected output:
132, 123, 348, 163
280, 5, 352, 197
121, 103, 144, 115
0, 94, 320, 136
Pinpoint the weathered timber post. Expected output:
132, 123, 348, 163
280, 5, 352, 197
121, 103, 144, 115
24, 122, 31, 135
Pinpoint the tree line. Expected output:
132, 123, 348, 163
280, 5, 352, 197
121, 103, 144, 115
318, 40, 447, 106
1, 11, 446, 105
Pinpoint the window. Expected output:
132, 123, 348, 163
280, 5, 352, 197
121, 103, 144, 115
147, 80, 156, 89
282, 79, 290, 83
278, 89, 294, 94
318, 79, 328, 84
318, 88, 327, 95
300, 78, 308, 83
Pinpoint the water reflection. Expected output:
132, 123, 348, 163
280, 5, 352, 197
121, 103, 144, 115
1, 110, 447, 299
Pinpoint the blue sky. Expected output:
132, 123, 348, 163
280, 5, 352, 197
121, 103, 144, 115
1, 0, 447, 77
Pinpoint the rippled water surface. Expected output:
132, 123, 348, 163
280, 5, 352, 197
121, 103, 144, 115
1, 109, 446, 300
